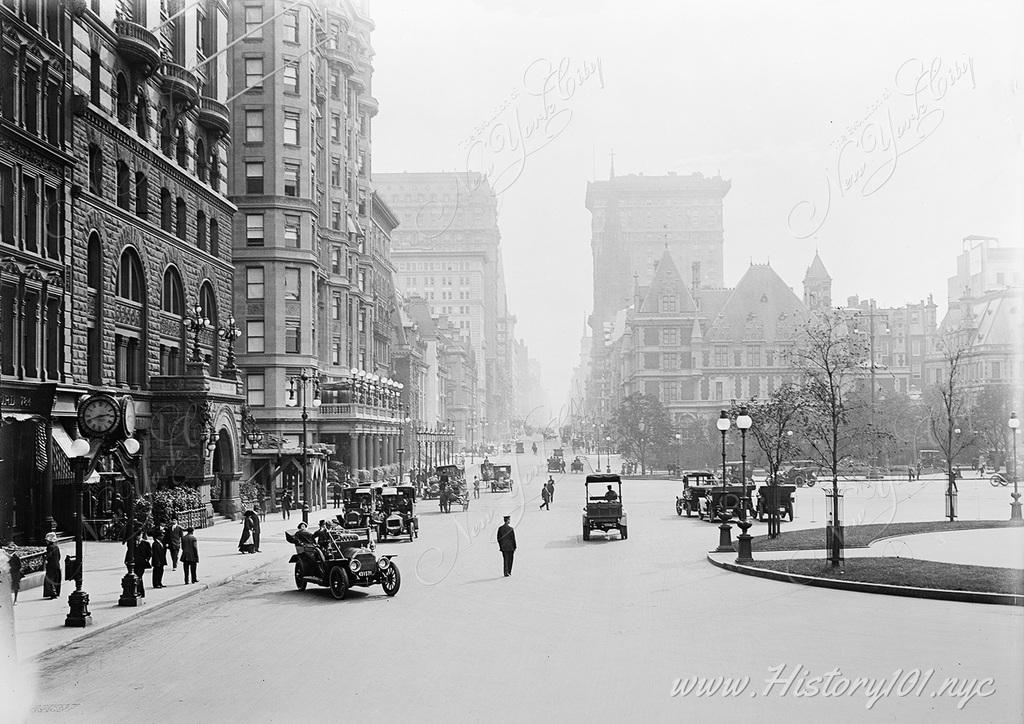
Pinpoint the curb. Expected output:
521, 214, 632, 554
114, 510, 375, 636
706, 553, 1024, 607
25, 558, 278, 662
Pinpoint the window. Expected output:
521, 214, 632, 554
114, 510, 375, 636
196, 211, 207, 251
176, 124, 188, 166
283, 111, 299, 144
89, 50, 100, 105
118, 248, 144, 302
747, 347, 760, 366
209, 218, 219, 256
87, 233, 102, 289
246, 373, 266, 406
246, 214, 264, 246
283, 64, 299, 94
246, 267, 264, 299
330, 114, 341, 142
246, 320, 265, 352
663, 353, 679, 370
765, 349, 775, 367
662, 328, 679, 346
283, 163, 299, 196
244, 6, 263, 38
0, 48, 15, 119
330, 71, 340, 99
22, 178, 37, 251
733, 350, 742, 367
195, 138, 207, 181
135, 95, 148, 139
88, 144, 103, 196
245, 161, 264, 194
244, 109, 263, 142
714, 346, 727, 367
330, 158, 341, 186
284, 215, 300, 247
661, 295, 677, 312
331, 294, 342, 319
284, 267, 300, 300
285, 319, 300, 353
160, 188, 172, 232
175, 197, 187, 240
283, 10, 299, 42
162, 267, 184, 315
332, 339, 341, 365
244, 57, 264, 91
115, 73, 130, 125
331, 202, 341, 230
330, 247, 342, 274
116, 162, 131, 211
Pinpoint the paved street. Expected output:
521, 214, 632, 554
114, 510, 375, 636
14, 453, 1022, 723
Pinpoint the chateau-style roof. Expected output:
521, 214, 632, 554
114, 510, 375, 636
704, 264, 806, 342
804, 252, 831, 281
638, 249, 697, 313
940, 289, 1023, 348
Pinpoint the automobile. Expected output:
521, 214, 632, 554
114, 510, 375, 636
675, 471, 717, 517
570, 456, 585, 473
490, 464, 514, 492
378, 485, 418, 541
773, 460, 819, 487
724, 461, 756, 486
583, 473, 627, 540
340, 485, 380, 529
756, 484, 795, 521
547, 455, 566, 473
286, 525, 400, 600
515, 441, 525, 454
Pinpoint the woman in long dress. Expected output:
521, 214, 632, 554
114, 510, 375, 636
249, 511, 261, 553
42, 532, 61, 599
238, 511, 253, 553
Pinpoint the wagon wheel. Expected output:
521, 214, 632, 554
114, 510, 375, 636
294, 562, 307, 590
380, 561, 401, 596
675, 499, 683, 517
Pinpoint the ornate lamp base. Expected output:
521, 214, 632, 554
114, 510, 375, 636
64, 590, 92, 627
118, 572, 143, 607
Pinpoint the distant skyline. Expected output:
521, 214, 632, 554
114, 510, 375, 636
371, 0, 1023, 408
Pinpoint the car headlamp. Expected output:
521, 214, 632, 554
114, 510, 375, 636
377, 556, 390, 570
349, 558, 362, 573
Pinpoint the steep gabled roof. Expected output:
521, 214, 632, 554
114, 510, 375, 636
638, 249, 697, 313
705, 264, 807, 342
804, 252, 831, 282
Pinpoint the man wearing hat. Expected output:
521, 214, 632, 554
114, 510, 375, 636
496, 515, 517, 577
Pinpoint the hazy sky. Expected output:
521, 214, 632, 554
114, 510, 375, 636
370, 0, 1023, 410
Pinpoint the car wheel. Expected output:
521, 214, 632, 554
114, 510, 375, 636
788, 507, 794, 522
328, 565, 349, 600
805, 479, 815, 488
795, 475, 805, 487
675, 500, 683, 516
294, 562, 307, 591
381, 562, 401, 597
582, 524, 590, 541
620, 526, 628, 540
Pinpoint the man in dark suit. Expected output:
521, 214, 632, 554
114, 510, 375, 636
151, 533, 167, 588
181, 527, 199, 584
165, 518, 183, 570
132, 532, 152, 598
496, 516, 516, 577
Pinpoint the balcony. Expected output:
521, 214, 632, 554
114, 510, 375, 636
197, 95, 230, 136
114, 19, 162, 75
319, 403, 402, 422
359, 95, 379, 117
325, 46, 356, 74
161, 62, 201, 108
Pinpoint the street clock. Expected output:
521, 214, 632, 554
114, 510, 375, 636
119, 396, 137, 439
77, 393, 121, 438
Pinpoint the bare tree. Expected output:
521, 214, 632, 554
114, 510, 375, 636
790, 309, 870, 566
928, 331, 977, 519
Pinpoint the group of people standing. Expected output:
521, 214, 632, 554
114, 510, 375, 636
539, 477, 556, 510
124, 519, 200, 596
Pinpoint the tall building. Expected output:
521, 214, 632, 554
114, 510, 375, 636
375, 171, 517, 441
228, 0, 403, 492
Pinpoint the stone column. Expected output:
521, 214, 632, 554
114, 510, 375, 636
349, 433, 359, 478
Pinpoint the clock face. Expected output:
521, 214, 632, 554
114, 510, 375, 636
120, 396, 137, 437
78, 395, 121, 438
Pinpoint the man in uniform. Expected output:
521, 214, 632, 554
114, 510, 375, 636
496, 515, 517, 577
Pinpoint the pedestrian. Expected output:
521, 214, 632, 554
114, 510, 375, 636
281, 491, 293, 520
238, 511, 254, 553
473, 476, 480, 499
333, 485, 341, 509
539, 483, 550, 510
546, 476, 555, 502
259, 496, 268, 522
181, 527, 199, 584
5, 541, 21, 605
151, 532, 167, 588
165, 517, 183, 570
251, 510, 262, 553
42, 532, 61, 600
497, 515, 516, 577
128, 531, 151, 598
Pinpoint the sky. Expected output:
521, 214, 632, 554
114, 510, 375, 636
369, 0, 1023, 413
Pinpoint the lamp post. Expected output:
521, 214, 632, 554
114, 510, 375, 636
715, 411, 733, 552
64, 437, 94, 627
184, 301, 212, 364
638, 420, 646, 476
735, 407, 753, 562
286, 369, 321, 524
217, 315, 241, 378
604, 435, 611, 473
674, 432, 682, 479
1010, 412, 1021, 521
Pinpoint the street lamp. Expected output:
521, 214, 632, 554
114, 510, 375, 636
604, 435, 611, 473
735, 407, 753, 562
286, 369, 321, 524
184, 301, 211, 364
638, 420, 646, 476
217, 315, 242, 378
674, 432, 682, 479
715, 411, 733, 552
1009, 412, 1021, 521
64, 437, 93, 627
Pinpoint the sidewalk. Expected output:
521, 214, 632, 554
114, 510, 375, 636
13, 507, 342, 662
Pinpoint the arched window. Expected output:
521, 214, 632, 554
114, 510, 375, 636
116, 161, 131, 210
196, 210, 207, 251
115, 73, 130, 125
118, 247, 144, 302
209, 152, 220, 192
162, 266, 184, 316
88, 144, 103, 196
175, 123, 188, 167
87, 232, 102, 289
135, 92, 148, 139
160, 188, 172, 232
199, 281, 218, 375
175, 197, 187, 240
195, 137, 207, 182
135, 172, 149, 218
159, 108, 171, 155
209, 217, 219, 257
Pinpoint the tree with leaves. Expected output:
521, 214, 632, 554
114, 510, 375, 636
790, 309, 873, 566
971, 384, 1015, 471
928, 331, 978, 519
609, 393, 672, 475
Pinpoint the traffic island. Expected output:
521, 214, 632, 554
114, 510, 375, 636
749, 519, 1021, 551
707, 554, 1024, 606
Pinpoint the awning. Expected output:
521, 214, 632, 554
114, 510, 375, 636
50, 424, 76, 483
346, 214, 358, 234
1, 412, 44, 424
51, 424, 77, 457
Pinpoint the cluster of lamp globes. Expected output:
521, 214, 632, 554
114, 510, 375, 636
349, 367, 404, 392
717, 409, 753, 433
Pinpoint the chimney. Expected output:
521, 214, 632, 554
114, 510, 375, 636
691, 261, 701, 291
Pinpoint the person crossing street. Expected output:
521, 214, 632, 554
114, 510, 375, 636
496, 516, 517, 577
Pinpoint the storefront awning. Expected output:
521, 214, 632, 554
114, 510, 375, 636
50, 424, 75, 483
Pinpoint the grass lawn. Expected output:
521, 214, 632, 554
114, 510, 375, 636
750, 520, 1021, 551
747, 558, 1024, 595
